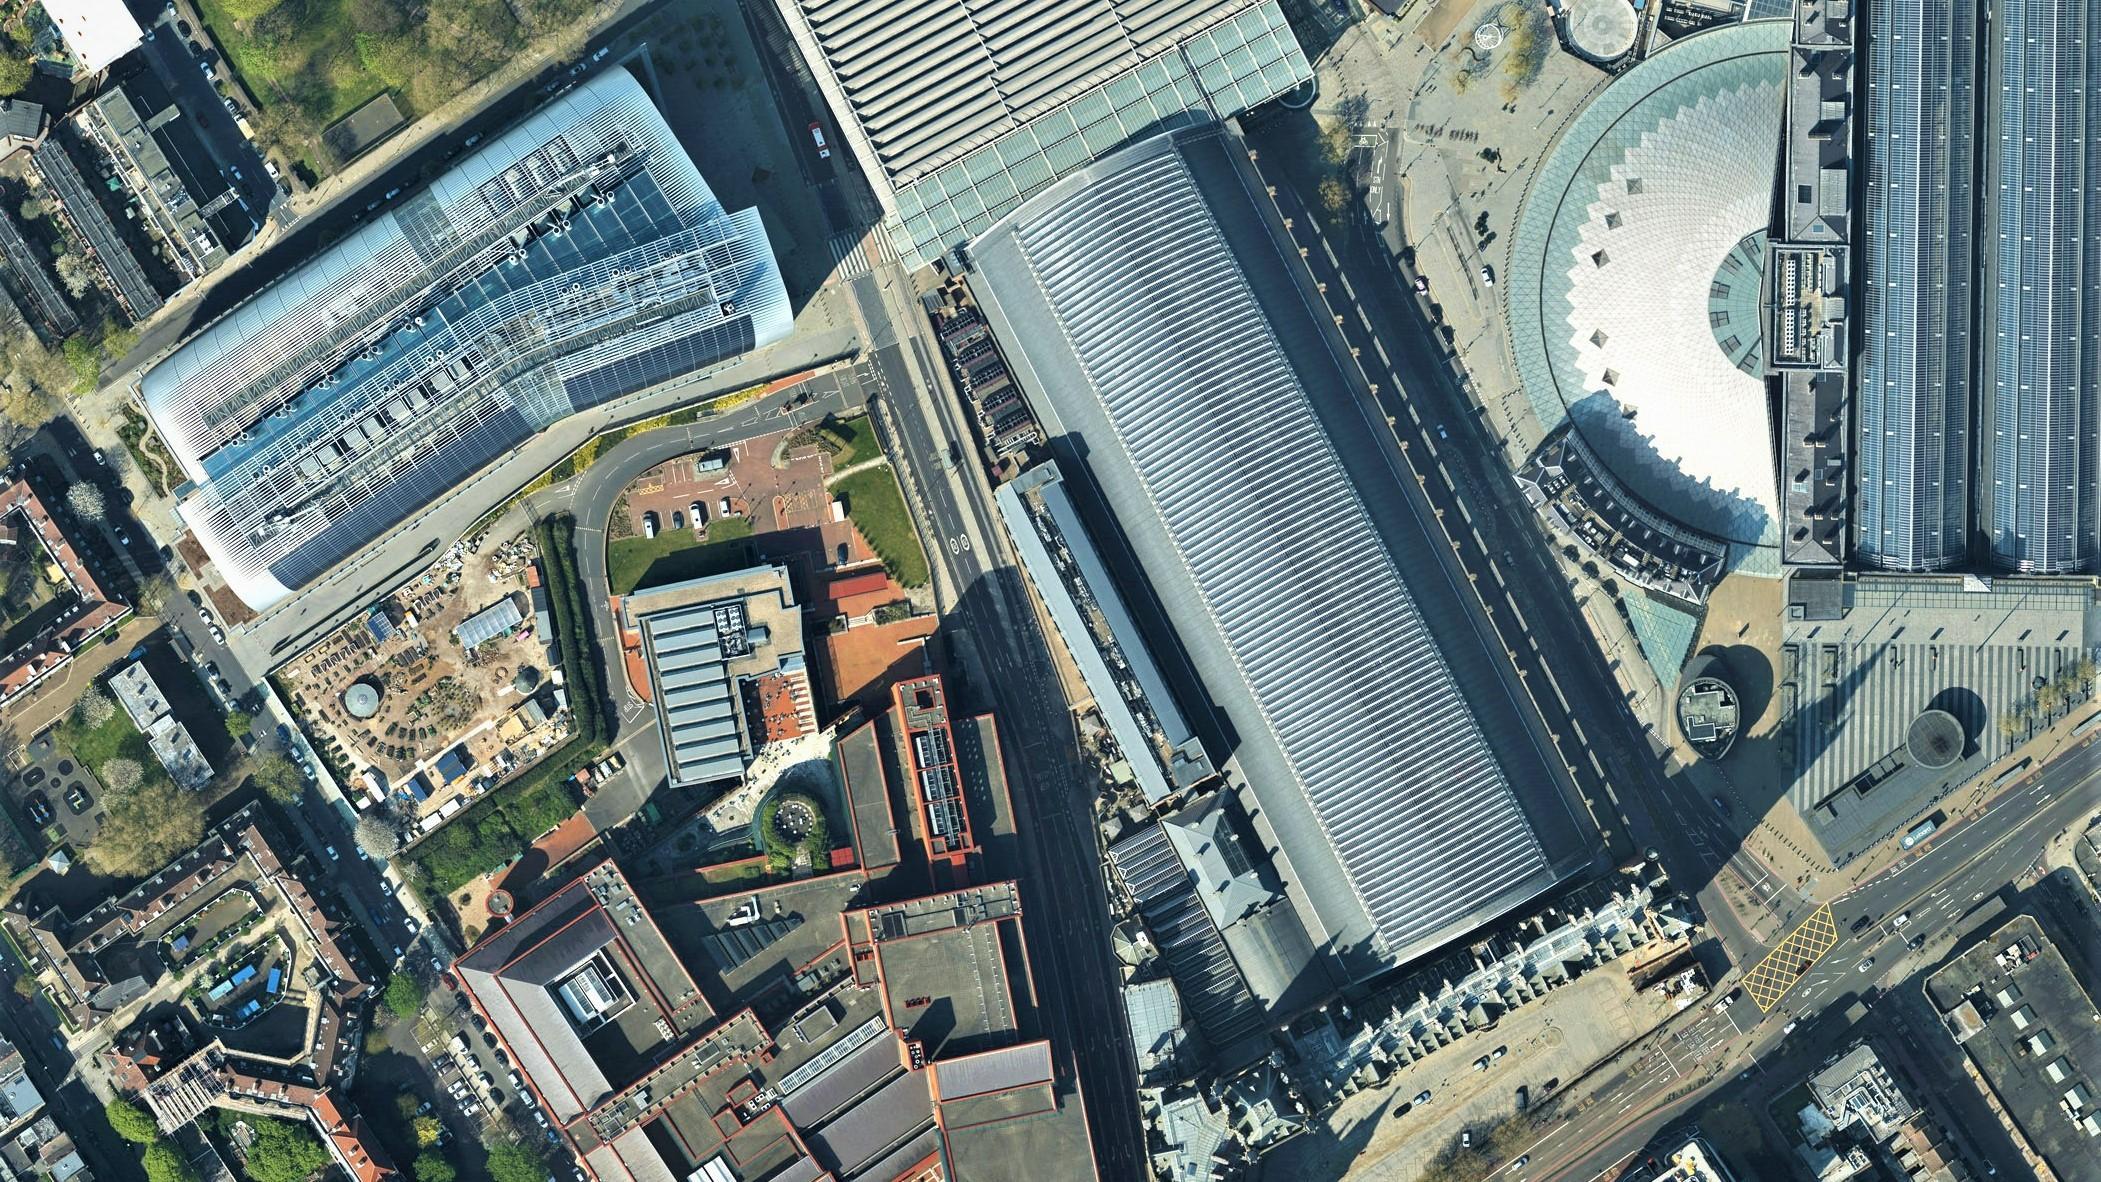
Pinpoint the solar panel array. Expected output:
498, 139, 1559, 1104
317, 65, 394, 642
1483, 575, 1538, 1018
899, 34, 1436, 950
141, 70, 791, 610
1855, 0, 1976, 572
1982, 0, 2101, 572
974, 124, 1559, 968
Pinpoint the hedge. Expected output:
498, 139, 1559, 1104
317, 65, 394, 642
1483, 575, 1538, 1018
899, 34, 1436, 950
401, 514, 608, 895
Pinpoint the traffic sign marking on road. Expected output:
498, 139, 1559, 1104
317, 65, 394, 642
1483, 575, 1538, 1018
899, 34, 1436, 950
1742, 903, 1838, 1012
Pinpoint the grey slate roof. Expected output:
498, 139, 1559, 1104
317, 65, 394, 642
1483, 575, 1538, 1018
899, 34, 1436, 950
972, 122, 1591, 977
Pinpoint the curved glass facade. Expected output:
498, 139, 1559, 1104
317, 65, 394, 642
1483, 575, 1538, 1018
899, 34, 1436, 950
1507, 21, 1790, 548
1855, 0, 1976, 572
1983, 0, 2100, 572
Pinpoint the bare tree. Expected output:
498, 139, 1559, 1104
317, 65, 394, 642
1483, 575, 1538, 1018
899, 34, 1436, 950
66, 482, 104, 520
101, 757, 142, 795
356, 811, 402, 861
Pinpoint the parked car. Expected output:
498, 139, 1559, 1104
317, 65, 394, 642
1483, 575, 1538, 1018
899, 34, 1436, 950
325, 845, 339, 860
1472, 1056, 1489, 1071
1413, 275, 1429, 292
1491, 1045, 1507, 1061
689, 502, 707, 528
671, 509, 685, 530
1480, 265, 1495, 287
641, 511, 659, 538
1413, 1090, 1431, 1105
809, 122, 831, 158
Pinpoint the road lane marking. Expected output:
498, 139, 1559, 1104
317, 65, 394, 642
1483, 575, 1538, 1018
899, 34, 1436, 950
1743, 903, 1839, 1012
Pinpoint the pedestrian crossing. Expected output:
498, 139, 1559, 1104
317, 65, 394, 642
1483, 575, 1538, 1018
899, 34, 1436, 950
828, 228, 899, 281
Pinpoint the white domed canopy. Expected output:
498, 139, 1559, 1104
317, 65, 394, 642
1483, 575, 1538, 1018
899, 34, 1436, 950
1566, 0, 1639, 62
1511, 21, 1788, 547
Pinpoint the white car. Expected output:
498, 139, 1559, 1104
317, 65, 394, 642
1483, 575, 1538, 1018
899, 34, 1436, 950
1480, 265, 1496, 287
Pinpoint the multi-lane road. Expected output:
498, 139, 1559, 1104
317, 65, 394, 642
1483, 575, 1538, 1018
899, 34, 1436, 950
1532, 733, 2101, 1181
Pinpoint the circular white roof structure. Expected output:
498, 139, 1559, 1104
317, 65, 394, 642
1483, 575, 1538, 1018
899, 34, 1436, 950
1511, 21, 1788, 547
1565, 0, 1638, 62
343, 681, 382, 719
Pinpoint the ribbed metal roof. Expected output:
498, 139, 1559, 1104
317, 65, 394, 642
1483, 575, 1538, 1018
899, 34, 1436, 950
780, 0, 1259, 187
1855, 0, 1976, 572
639, 600, 749, 787
1982, 0, 2100, 572
975, 123, 1589, 974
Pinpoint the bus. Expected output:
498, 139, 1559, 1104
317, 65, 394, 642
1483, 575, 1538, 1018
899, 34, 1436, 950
1900, 815, 1942, 850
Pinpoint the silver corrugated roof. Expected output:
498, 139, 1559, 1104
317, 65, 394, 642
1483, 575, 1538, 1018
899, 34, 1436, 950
776, 0, 1259, 188
640, 601, 750, 787
974, 122, 1587, 975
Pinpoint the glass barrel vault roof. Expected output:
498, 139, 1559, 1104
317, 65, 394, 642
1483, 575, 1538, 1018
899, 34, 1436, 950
1855, 0, 1975, 573
1981, 0, 2100, 572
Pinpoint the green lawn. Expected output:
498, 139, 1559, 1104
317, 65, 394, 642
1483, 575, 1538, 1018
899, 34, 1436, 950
195, 0, 585, 173
195, 0, 390, 129
825, 414, 881, 468
606, 518, 757, 596
834, 466, 929, 588
57, 705, 176, 796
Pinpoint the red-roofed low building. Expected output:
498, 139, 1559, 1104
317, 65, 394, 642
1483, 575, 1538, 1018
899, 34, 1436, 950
0, 477, 131, 712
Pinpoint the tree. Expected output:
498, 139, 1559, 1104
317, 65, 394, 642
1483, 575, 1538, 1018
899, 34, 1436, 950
1317, 117, 1353, 166
485, 1145, 548, 1182
355, 811, 401, 861
411, 1116, 441, 1148
237, 1115, 330, 1182
411, 1156, 456, 1182
251, 752, 303, 805
133, 573, 175, 616
2036, 683, 2062, 716
17, 198, 43, 222
83, 781, 205, 876
74, 687, 115, 728
142, 1141, 198, 1182
101, 757, 143, 795
382, 974, 423, 1020
62, 333, 99, 392
1319, 176, 1350, 216
53, 254, 95, 300
11, 976, 33, 999
105, 1099, 159, 1144
0, 56, 30, 98
65, 482, 104, 520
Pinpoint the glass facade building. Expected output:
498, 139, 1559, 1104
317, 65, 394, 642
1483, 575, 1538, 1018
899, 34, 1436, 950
141, 70, 790, 610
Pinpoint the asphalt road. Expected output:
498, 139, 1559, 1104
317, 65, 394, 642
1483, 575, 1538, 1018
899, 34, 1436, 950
1532, 735, 2101, 1181
852, 269, 1145, 1176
